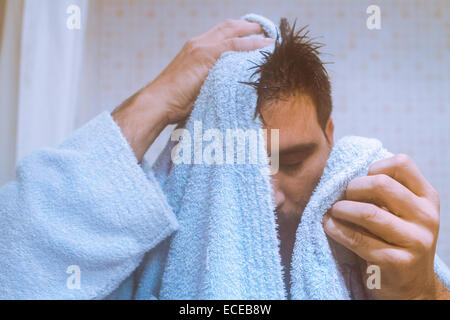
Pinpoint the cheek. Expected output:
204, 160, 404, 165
310, 151, 329, 176
308, 151, 329, 184
280, 168, 320, 201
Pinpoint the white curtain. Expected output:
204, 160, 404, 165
0, 0, 170, 186
0, 0, 91, 185
0, 0, 22, 185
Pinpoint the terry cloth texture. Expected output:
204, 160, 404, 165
1, 13, 449, 300
131, 13, 450, 299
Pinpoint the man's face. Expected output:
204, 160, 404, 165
262, 92, 334, 226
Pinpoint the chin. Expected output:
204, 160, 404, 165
276, 204, 305, 224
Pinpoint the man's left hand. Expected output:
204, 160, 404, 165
322, 153, 450, 299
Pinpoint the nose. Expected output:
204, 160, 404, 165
272, 182, 285, 208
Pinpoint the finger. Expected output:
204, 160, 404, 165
323, 214, 398, 263
215, 37, 274, 57
368, 154, 438, 202
202, 19, 265, 42
345, 174, 424, 220
329, 200, 419, 247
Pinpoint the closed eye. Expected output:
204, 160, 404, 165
278, 142, 317, 173
280, 161, 304, 173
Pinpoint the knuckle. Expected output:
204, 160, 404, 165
349, 230, 364, 248
396, 252, 415, 268
430, 187, 440, 206
221, 18, 236, 29
393, 153, 411, 168
372, 174, 391, 192
418, 199, 440, 230
226, 38, 238, 51
185, 38, 199, 51
363, 204, 379, 221
407, 225, 436, 252
367, 159, 381, 174
428, 210, 440, 230
408, 235, 426, 252
417, 235, 434, 252
381, 249, 400, 269
187, 42, 209, 60
216, 19, 235, 35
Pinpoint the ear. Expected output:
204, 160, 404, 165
325, 117, 334, 148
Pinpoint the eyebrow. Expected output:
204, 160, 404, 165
279, 142, 318, 156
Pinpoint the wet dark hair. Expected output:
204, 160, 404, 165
240, 18, 333, 132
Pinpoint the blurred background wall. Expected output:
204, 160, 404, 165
0, 0, 449, 264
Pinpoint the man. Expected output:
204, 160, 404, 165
0, 18, 449, 299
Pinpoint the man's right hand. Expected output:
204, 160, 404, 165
112, 19, 274, 162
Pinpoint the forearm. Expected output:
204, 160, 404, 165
112, 83, 170, 163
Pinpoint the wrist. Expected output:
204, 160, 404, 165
413, 272, 444, 300
428, 272, 450, 300
137, 85, 171, 128
137, 82, 171, 127
112, 85, 169, 162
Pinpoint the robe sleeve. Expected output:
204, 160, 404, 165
0, 111, 179, 299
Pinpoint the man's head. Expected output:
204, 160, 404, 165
242, 18, 334, 226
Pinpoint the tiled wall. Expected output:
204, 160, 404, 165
92, 0, 450, 264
